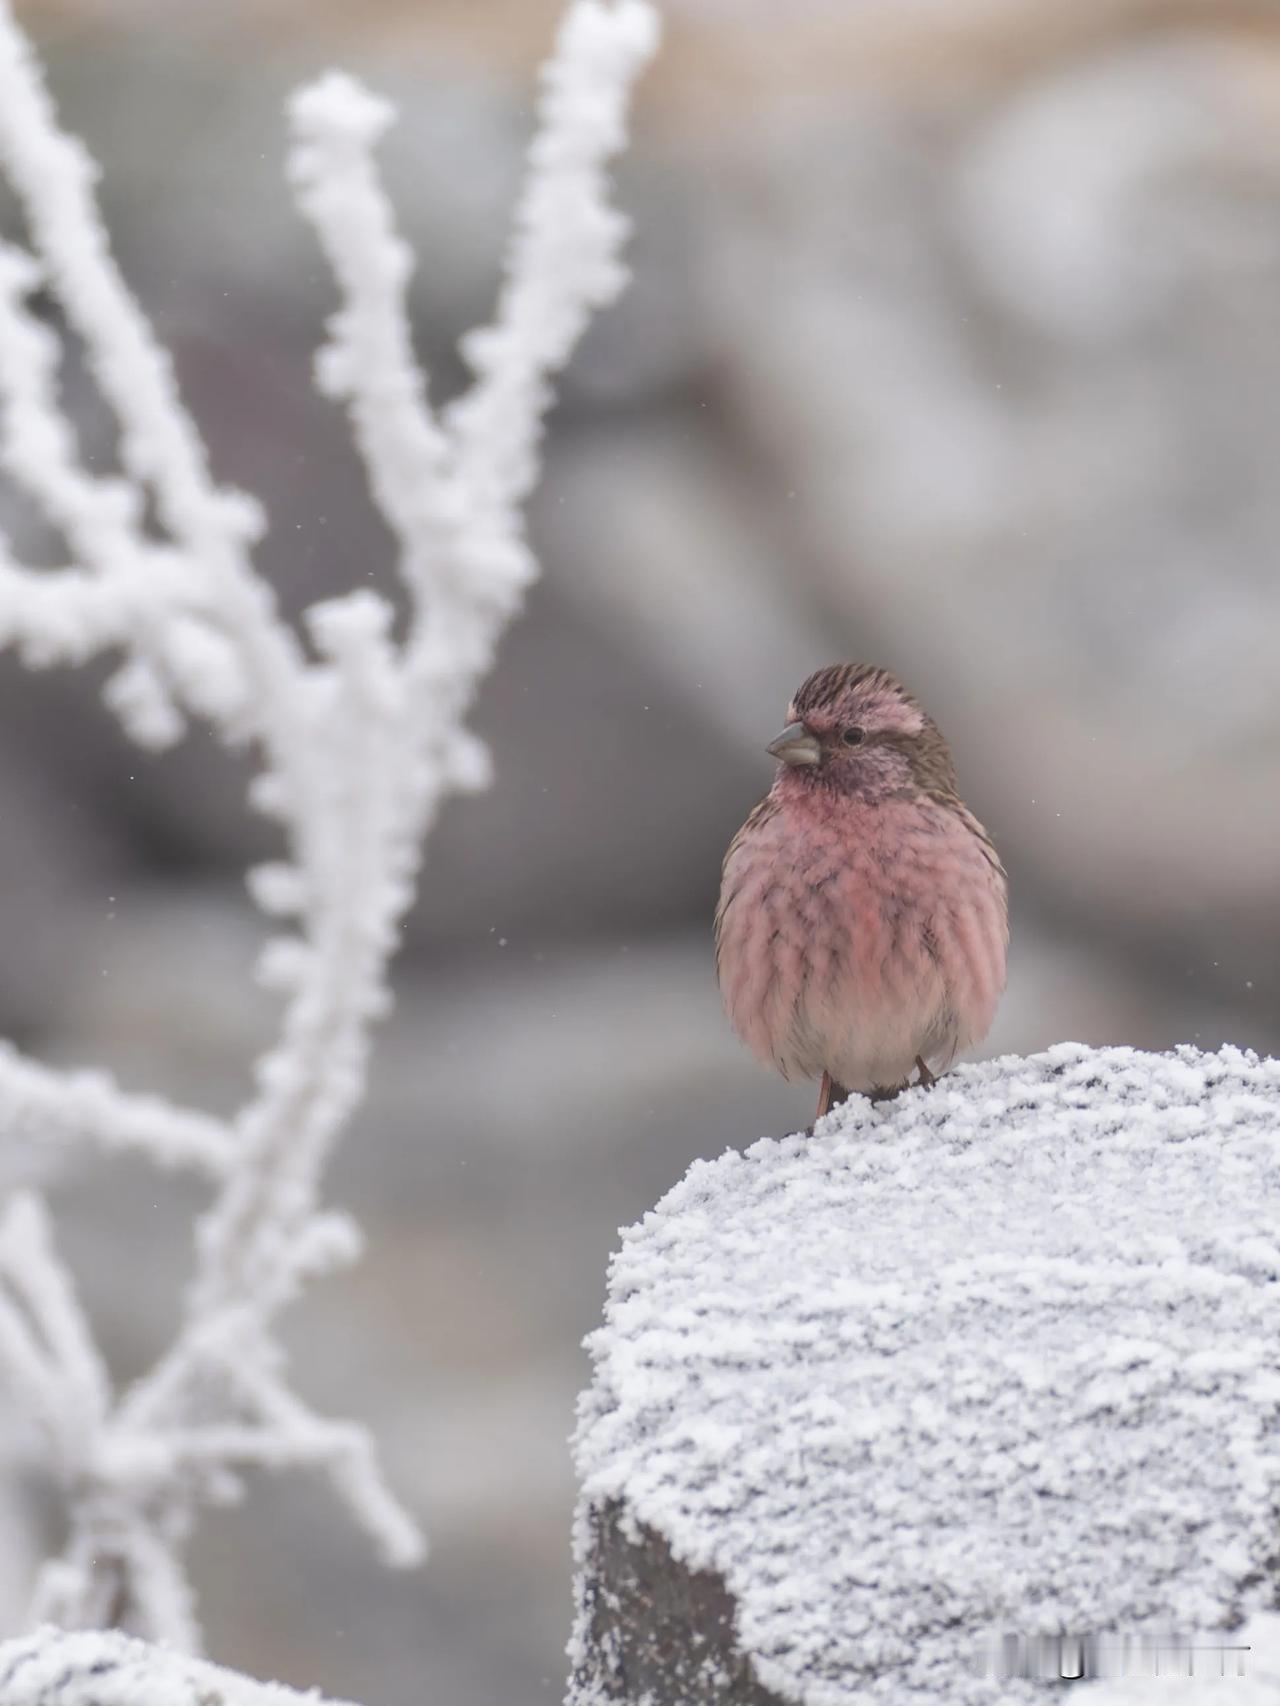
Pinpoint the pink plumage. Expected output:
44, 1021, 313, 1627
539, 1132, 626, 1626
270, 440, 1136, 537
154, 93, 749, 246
715, 663, 1007, 1106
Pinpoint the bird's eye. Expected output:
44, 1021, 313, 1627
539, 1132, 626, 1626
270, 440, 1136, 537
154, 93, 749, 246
841, 726, 865, 747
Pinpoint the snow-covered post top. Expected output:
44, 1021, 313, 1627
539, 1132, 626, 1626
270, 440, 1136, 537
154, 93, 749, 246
0, 0, 657, 1657
569, 1045, 1280, 1705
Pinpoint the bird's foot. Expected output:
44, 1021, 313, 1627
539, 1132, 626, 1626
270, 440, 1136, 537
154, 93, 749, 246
806, 1062, 936, 1132
810, 1071, 851, 1128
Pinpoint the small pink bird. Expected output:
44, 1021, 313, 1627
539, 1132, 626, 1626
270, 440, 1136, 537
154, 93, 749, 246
715, 663, 1008, 1118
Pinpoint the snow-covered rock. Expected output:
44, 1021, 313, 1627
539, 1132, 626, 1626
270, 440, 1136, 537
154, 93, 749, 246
569, 1044, 1280, 1704
0, 1629, 358, 1706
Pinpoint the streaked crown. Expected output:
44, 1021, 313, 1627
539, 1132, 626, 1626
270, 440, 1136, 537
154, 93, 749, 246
783, 662, 959, 798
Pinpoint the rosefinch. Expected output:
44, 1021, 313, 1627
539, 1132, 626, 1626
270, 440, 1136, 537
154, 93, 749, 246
715, 663, 1008, 1118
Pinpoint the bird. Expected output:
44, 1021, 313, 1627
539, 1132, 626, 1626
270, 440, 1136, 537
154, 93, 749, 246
715, 663, 1007, 1120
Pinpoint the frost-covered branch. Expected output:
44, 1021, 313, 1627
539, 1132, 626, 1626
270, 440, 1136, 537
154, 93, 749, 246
0, 1197, 108, 1482
0, 0, 658, 1652
0, 1046, 231, 1177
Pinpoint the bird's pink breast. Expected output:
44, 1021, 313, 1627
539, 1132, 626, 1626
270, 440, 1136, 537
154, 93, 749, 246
716, 786, 1007, 1093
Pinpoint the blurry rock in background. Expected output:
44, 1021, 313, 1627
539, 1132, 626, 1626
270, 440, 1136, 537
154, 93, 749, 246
2, 0, 1278, 1703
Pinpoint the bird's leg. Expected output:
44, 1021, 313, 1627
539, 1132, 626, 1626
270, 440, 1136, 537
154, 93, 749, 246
813, 1071, 850, 1122
914, 1055, 936, 1089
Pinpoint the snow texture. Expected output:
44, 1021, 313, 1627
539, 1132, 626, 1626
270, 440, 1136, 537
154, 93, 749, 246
0, 1628, 360, 1706
571, 1044, 1280, 1704
0, 0, 657, 1653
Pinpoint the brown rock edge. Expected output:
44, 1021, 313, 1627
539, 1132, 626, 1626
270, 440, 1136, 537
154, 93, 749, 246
569, 1498, 787, 1705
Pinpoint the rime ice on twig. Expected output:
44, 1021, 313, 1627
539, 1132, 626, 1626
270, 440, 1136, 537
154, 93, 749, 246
0, 1197, 108, 1479
0, 1047, 231, 1177
0, 0, 657, 1650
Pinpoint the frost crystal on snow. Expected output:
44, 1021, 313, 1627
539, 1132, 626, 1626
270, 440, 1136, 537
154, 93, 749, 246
0, 0, 657, 1653
0, 1628, 362, 1706
570, 1045, 1280, 1704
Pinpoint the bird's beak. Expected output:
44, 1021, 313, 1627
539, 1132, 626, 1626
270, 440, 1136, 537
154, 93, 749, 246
767, 721, 821, 767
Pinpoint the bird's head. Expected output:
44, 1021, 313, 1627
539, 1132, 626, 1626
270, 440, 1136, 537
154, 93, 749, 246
767, 663, 957, 802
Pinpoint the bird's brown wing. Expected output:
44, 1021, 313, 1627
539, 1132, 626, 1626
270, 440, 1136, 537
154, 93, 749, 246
928, 790, 1008, 882
713, 794, 778, 981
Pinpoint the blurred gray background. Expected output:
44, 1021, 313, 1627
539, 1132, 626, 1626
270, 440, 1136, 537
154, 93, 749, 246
1, 0, 1278, 1701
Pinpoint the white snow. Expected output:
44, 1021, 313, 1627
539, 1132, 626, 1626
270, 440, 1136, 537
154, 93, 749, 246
0, 1628, 359, 1706
572, 1044, 1280, 1703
